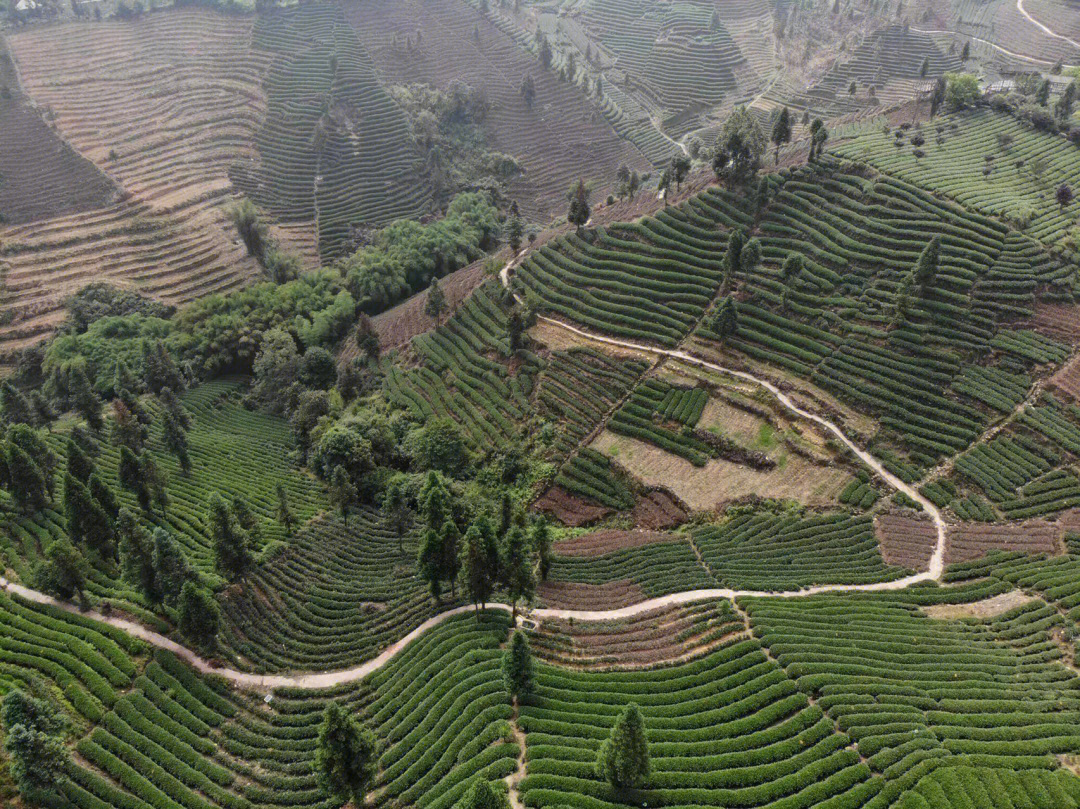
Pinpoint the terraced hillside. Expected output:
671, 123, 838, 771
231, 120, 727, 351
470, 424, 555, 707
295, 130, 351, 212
234, 1, 431, 262
0, 9, 264, 355
343, 0, 650, 223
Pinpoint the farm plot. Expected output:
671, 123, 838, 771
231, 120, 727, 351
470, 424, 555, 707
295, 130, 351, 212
744, 585, 1080, 802
832, 108, 1080, 249
384, 282, 543, 451
343, 0, 650, 222
694, 512, 910, 591
1, 9, 266, 353
542, 535, 714, 607
946, 548, 1080, 625
217, 510, 446, 673
874, 513, 939, 570
513, 186, 755, 346
0, 379, 325, 611
529, 599, 743, 668
0, 36, 116, 225
518, 634, 883, 809
235, 1, 430, 262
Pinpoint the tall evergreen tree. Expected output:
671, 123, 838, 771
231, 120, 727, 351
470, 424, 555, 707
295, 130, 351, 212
276, 482, 296, 535
771, 106, 792, 164
152, 527, 193, 604
35, 539, 88, 602
418, 527, 443, 600
63, 472, 115, 560
163, 408, 191, 475
65, 437, 95, 483
502, 629, 534, 701
179, 582, 220, 648
567, 179, 591, 235
440, 518, 462, 597
532, 518, 552, 581
2, 690, 70, 800
382, 475, 412, 553
315, 703, 377, 809
914, 235, 941, 294
89, 474, 120, 524
118, 508, 158, 602
70, 366, 103, 432
425, 277, 446, 324
208, 493, 253, 583
501, 526, 535, 620
460, 779, 511, 809
6, 443, 49, 513
1, 381, 36, 426
596, 703, 651, 788
329, 465, 355, 527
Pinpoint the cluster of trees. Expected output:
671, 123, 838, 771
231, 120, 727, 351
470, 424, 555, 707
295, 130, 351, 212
336, 192, 500, 315
712, 106, 827, 188
1, 691, 70, 804
986, 70, 1080, 133
416, 471, 552, 617
228, 198, 301, 285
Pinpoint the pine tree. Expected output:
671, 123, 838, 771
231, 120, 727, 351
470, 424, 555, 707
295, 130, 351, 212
740, 237, 761, 274
208, 493, 253, 582
440, 518, 462, 597
425, 277, 446, 323
596, 703, 650, 788
89, 474, 120, 524
782, 253, 803, 283
567, 179, 590, 234
65, 437, 95, 483
460, 517, 498, 611
140, 452, 168, 512
771, 106, 791, 164
501, 525, 535, 620
163, 408, 191, 474
532, 517, 552, 580
711, 296, 738, 339
35, 539, 88, 602
1, 381, 36, 426
179, 582, 219, 648
70, 366, 103, 432
63, 472, 115, 560
2, 690, 70, 799
354, 314, 381, 363
418, 527, 443, 600
914, 235, 940, 294
721, 228, 745, 295
315, 703, 377, 809
960, 41, 970, 61
330, 465, 355, 526
276, 482, 296, 535
420, 471, 450, 532
507, 215, 524, 254
118, 508, 158, 602
6, 443, 49, 513
152, 527, 193, 604
502, 629, 534, 700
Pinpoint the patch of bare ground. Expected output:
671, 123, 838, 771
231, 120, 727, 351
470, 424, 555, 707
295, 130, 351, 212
532, 485, 612, 527
1048, 353, 1080, 402
535, 579, 647, 610
0, 8, 268, 351
591, 430, 850, 513
528, 318, 659, 363
1031, 300, 1080, 344
922, 590, 1037, 620
875, 513, 938, 571
529, 600, 744, 669
945, 520, 1063, 564
632, 489, 688, 529
338, 257, 491, 368
553, 529, 681, 558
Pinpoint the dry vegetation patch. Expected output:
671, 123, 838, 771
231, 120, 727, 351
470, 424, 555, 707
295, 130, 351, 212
875, 513, 938, 571
535, 578, 647, 610
946, 520, 1064, 564
533, 485, 614, 527
552, 529, 681, 557
922, 590, 1037, 620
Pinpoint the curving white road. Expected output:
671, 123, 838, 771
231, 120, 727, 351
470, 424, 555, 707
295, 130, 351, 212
1016, 0, 1080, 54
0, 254, 950, 692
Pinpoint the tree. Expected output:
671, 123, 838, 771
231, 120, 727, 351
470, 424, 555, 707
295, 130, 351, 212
567, 179, 590, 234
596, 703, 650, 789
460, 517, 497, 611
771, 106, 791, 164
232, 496, 262, 547
669, 155, 691, 190
501, 525, 535, 620
299, 347, 338, 390
1037, 77, 1051, 106
163, 407, 191, 475
382, 475, 412, 553
440, 518, 462, 597
111, 398, 147, 454
508, 306, 525, 353
315, 702, 377, 809
930, 76, 947, 117
229, 198, 267, 262
1, 381, 35, 425
420, 470, 451, 531
408, 418, 471, 476
782, 253, 803, 283
118, 508, 158, 602
140, 452, 169, 513
536, 33, 552, 70
712, 106, 765, 188
89, 474, 120, 524
70, 366, 102, 432
152, 527, 193, 604
520, 75, 536, 108
848, 80, 857, 96
179, 582, 219, 648
208, 493, 253, 582
740, 237, 761, 275
460, 779, 511, 809
1057, 183, 1074, 208
809, 118, 828, 161
532, 517, 552, 580
2, 690, 69, 801
507, 215, 524, 254
425, 277, 446, 324
502, 629, 533, 700
711, 296, 738, 339
35, 539, 87, 602
892, 271, 915, 328
355, 314, 381, 363
251, 328, 300, 413
65, 436, 94, 483
920, 56, 929, 77
29, 391, 56, 430
6, 442, 49, 513
63, 472, 115, 560
914, 235, 941, 294
276, 482, 296, 535
330, 465, 355, 526
721, 227, 744, 295
960, 41, 970, 61
419, 527, 443, 599
944, 73, 980, 111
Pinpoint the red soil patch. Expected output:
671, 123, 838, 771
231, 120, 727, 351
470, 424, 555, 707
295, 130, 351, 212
532, 486, 612, 527
553, 530, 680, 558
874, 513, 937, 571
1049, 354, 1080, 403
946, 521, 1064, 564
536, 579, 647, 610
1031, 301, 1080, 344
632, 489, 688, 529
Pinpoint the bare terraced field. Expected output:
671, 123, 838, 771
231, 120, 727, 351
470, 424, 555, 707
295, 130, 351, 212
0, 9, 266, 354
344, 0, 650, 223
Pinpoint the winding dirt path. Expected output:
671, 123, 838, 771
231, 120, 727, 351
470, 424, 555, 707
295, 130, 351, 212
1016, 0, 1080, 54
909, 26, 1074, 66
0, 254, 952, 693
